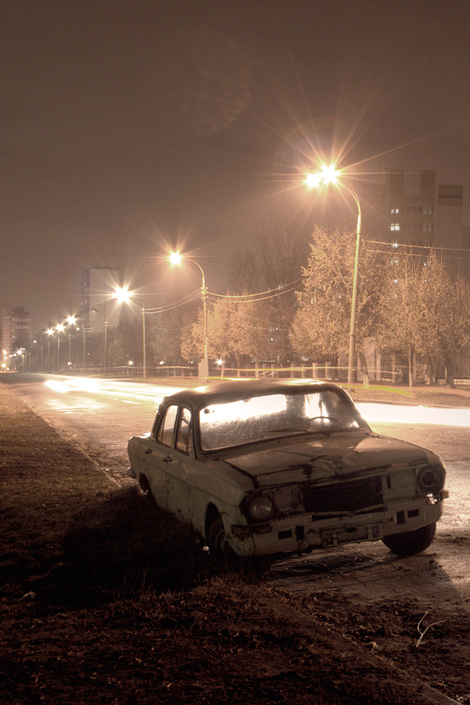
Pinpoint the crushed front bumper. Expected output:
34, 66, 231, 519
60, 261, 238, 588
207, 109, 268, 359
229, 495, 445, 557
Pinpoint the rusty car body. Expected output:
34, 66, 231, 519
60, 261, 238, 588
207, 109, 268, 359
127, 379, 447, 564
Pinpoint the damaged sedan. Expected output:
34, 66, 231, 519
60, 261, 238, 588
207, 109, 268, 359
127, 380, 447, 569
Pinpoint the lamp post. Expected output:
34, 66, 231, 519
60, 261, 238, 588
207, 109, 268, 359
46, 328, 54, 371
92, 308, 109, 372
92, 287, 131, 374
169, 252, 209, 379
65, 315, 77, 368
142, 304, 147, 379
305, 166, 362, 388
56, 324, 65, 371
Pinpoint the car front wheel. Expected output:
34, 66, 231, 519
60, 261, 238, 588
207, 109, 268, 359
207, 515, 230, 565
207, 515, 271, 578
382, 522, 436, 557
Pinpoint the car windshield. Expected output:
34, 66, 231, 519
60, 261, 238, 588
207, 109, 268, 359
198, 389, 365, 451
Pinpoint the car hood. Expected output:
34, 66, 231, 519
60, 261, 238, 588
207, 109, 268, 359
215, 432, 441, 486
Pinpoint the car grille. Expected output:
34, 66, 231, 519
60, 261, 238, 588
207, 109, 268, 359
302, 476, 383, 514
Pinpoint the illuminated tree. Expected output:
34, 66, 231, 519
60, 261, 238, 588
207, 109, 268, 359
414, 252, 470, 387
180, 306, 206, 363
290, 226, 387, 373
378, 247, 423, 386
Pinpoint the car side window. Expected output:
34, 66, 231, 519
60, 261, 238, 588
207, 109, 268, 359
176, 407, 193, 455
156, 405, 178, 447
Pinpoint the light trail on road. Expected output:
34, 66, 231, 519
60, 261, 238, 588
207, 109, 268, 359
43, 376, 185, 407
356, 402, 470, 428
42, 375, 470, 428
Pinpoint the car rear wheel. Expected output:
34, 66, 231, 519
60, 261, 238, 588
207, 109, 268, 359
382, 522, 436, 557
207, 515, 271, 578
138, 474, 154, 502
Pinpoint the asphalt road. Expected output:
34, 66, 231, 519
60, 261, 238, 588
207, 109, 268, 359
3, 372, 470, 608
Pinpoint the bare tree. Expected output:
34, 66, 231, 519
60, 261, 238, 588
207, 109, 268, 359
229, 206, 311, 293
229, 206, 312, 366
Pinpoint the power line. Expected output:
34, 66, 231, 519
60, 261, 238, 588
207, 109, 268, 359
368, 239, 470, 252
143, 279, 302, 316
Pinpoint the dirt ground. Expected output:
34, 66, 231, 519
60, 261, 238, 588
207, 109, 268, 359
1, 381, 470, 705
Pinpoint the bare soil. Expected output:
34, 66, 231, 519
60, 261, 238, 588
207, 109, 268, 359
1, 381, 470, 705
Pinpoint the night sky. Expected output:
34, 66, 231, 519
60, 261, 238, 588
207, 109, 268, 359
3, 0, 470, 333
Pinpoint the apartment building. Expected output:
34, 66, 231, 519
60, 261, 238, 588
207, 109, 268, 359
1, 306, 31, 368
383, 170, 466, 270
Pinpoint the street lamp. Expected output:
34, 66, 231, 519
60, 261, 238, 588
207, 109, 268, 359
56, 324, 65, 371
92, 308, 109, 372
46, 328, 54, 371
169, 252, 209, 379
305, 164, 362, 388
92, 287, 132, 373
142, 303, 147, 379
65, 315, 77, 367
114, 286, 131, 305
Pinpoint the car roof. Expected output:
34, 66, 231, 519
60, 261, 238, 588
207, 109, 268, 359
160, 378, 348, 408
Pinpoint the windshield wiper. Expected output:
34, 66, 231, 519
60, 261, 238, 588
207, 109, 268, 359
264, 427, 308, 434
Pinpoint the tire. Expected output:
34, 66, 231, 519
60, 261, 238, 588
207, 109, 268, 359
382, 522, 436, 557
138, 474, 154, 502
207, 515, 271, 578
207, 515, 231, 567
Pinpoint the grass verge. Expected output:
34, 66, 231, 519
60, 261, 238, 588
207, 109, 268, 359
1, 382, 469, 705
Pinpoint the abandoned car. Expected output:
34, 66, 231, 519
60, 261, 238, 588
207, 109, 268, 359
127, 379, 447, 566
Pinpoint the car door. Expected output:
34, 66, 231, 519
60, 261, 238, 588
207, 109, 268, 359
164, 406, 194, 522
142, 403, 179, 508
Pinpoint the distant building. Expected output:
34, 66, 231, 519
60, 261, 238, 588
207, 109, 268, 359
81, 267, 122, 332
2, 306, 31, 368
381, 169, 466, 271
360, 169, 468, 382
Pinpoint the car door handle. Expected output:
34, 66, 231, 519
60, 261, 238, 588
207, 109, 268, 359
145, 448, 153, 455
163, 455, 174, 463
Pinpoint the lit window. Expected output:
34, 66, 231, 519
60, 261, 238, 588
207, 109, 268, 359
390, 223, 400, 231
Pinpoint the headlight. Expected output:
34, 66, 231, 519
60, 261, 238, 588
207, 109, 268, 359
247, 494, 275, 522
417, 464, 445, 495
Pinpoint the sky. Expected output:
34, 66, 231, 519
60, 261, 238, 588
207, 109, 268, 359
3, 0, 470, 333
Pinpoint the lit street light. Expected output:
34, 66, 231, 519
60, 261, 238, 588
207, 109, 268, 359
306, 164, 362, 388
169, 252, 209, 379
65, 315, 77, 367
92, 287, 132, 373
56, 324, 65, 371
142, 303, 147, 379
114, 286, 131, 304
46, 328, 54, 371
91, 307, 109, 372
